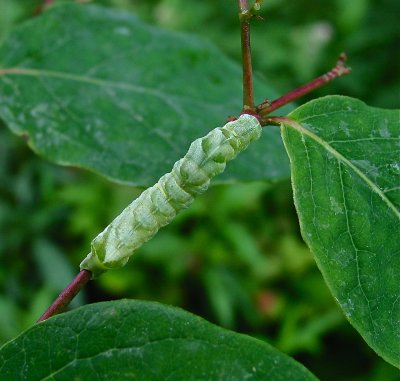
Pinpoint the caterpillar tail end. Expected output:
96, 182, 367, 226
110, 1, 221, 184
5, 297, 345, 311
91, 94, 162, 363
79, 252, 108, 279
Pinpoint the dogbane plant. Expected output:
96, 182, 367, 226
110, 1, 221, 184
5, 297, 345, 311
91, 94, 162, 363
0, 1, 398, 379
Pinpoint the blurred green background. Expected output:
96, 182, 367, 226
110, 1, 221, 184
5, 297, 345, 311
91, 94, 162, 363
0, 1, 399, 380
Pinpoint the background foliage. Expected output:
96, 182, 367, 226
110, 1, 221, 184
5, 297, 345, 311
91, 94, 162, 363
0, 1, 398, 380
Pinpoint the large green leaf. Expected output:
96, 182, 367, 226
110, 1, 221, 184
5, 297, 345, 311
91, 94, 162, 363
0, 3, 290, 186
0, 300, 317, 380
280, 96, 400, 367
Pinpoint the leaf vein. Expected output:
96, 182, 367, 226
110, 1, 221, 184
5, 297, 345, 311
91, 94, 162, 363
282, 119, 400, 219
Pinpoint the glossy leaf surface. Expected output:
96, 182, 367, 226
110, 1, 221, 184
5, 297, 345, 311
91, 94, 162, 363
0, 300, 317, 380
281, 96, 400, 367
0, 3, 290, 186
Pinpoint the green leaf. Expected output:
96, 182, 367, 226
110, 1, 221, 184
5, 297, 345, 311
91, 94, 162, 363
280, 96, 400, 368
0, 3, 290, 186
0, 300, 317, 380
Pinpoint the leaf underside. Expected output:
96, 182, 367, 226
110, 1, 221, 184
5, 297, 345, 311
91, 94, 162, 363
281, 95, 400, 368
0, 3, 290, 186
0, 300, 318, 380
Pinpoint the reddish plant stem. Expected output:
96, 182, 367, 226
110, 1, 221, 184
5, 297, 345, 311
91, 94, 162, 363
260, 116, 292, 127
257, 53, 351, 116
241, 22, 254, 110
238, 0, 255, 111
238, 0, 249, 12
37, 270, 92, 322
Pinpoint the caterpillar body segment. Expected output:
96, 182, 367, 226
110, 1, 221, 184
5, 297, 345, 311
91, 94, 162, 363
80, 114, 262, 277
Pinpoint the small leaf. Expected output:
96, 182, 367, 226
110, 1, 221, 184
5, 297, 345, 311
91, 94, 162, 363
280, 96, 400, 367
0, 300, 317, 380
0, 3, 290, 186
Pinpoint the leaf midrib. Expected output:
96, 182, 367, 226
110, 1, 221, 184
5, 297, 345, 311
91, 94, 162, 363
0, 67, 227, 108
281, 118, 400, 219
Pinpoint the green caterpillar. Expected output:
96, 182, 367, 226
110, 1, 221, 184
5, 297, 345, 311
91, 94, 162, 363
80, 114, 262, 277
